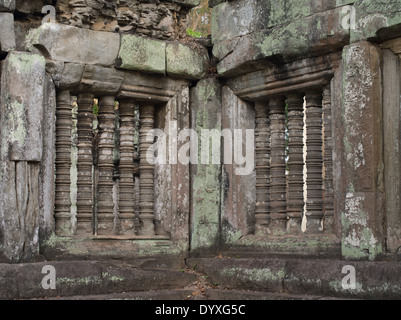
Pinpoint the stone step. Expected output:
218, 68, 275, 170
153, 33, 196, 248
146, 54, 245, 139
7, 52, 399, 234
32, 289, 196, 301
186, 257, 401, 300
31, 288, 348, 301
0, 260, 197, 300
203, 289, 351, 300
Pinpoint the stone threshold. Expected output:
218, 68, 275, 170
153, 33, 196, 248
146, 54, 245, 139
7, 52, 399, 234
223, 233, 341, 259
41, 235, 187, 261
93, 235, 171, 241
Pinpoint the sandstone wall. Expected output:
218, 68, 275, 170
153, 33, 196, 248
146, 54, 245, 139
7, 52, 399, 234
1, 0, 401, 263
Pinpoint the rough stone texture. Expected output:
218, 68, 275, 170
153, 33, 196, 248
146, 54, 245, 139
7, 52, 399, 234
54, 0, 193, 40
340, 41, 384, 261
154, 86, 191, 242
0, 52, 45, 162
27, 23, 120, 67
215, 6, 349, 77
0, 0, 15, 12
39, 74, 56, 243
383, 47, 401, 253
78, 65, 124, 95
187, 257, 401, 300
166, 41, 209, 79
211, 0, 337, 44
0, 12, 15, 53
0, 52, 46, 263
0, 260, 197, 299
117, 34, 209, 79
117, 34, 166, 74
351, 0, 401, 43
190, 78, 222, 253
221, 86, 255, 246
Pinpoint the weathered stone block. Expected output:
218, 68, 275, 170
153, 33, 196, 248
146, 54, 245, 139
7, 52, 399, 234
190, 78, 222, 253
56, 62, 85, 89
1, 52, 46, 162
0, 0, 15, 11
174, 0, 201, 7
382, 48, 401, 253
116, 34, 166, 75
341, 41, 384, 260
166, 42, 209, 79
0, 12, 16, 52
0, 160, 41, 262
78, 65, 124, 95
39, 74, 56, 242
351, 0, 401, 42
27, 23, 120, 67
212, 0, 337, 44
221, 86, 255, 245
215, 7, 349, 76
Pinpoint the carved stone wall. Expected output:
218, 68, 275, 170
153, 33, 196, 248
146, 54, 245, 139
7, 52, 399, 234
1, 0, 401, 264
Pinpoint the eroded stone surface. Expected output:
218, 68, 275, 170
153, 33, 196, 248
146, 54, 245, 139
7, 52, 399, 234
0, 12, 15, 52
27, 23, 120, 67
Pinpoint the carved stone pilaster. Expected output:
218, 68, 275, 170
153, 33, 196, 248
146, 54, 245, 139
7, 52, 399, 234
286, 93, 305, 233
269, 96, 287, 233
76, 93, 94, 235
96, 96, 116, 235
55, 90, 72, 236
305, 90, 324, 233
254, 102, 270, 235
118, 99, 137, 235
322, 85, 334, 232
139, 104, 156, 236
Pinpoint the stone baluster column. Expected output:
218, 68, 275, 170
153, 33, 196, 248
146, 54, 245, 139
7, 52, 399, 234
255, 102, 271, 235
118, 99, 137, 235
269, 96, 287, 233
286, 93, 305, 233
55, 90, 73, 236
96, 96, 116, 235
76, 93, 95, 235
305, 90, 324, 233
322, 85, 334, 231
139, 104, 156, 236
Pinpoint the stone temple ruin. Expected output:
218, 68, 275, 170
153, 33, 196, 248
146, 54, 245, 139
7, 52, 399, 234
0, 0, 401, 300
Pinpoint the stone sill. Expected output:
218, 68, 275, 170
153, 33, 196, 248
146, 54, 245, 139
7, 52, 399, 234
41, 235, 187, 261
93, 235, 171, 241
223, 233, 341, 259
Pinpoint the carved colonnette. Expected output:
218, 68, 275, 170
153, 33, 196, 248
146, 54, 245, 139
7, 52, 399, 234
254, 102, 270, 235
52, 65, 191, 240
286, 93, 305, 233
304, 90, 324, 233
322, 85, 334, 231
76, 93, 95, 235
269, 96, 287, 233
118, 99, 138, 235
96, 96, 116, 235
225, 53, 340, 238
55, 90, 73, 236
138, 104, 156, 236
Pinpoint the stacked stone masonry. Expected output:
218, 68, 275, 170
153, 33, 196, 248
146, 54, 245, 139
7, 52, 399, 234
0, 0, 401, 274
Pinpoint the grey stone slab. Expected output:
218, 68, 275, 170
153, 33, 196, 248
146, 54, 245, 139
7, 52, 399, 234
27, 23, 120, 67
0, 51, 46, 162
166, 42, 209, 80
116, 34, 166, 75
39, 74, 56, 242
0, 12, 16, 52
0, 0, 15, 12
